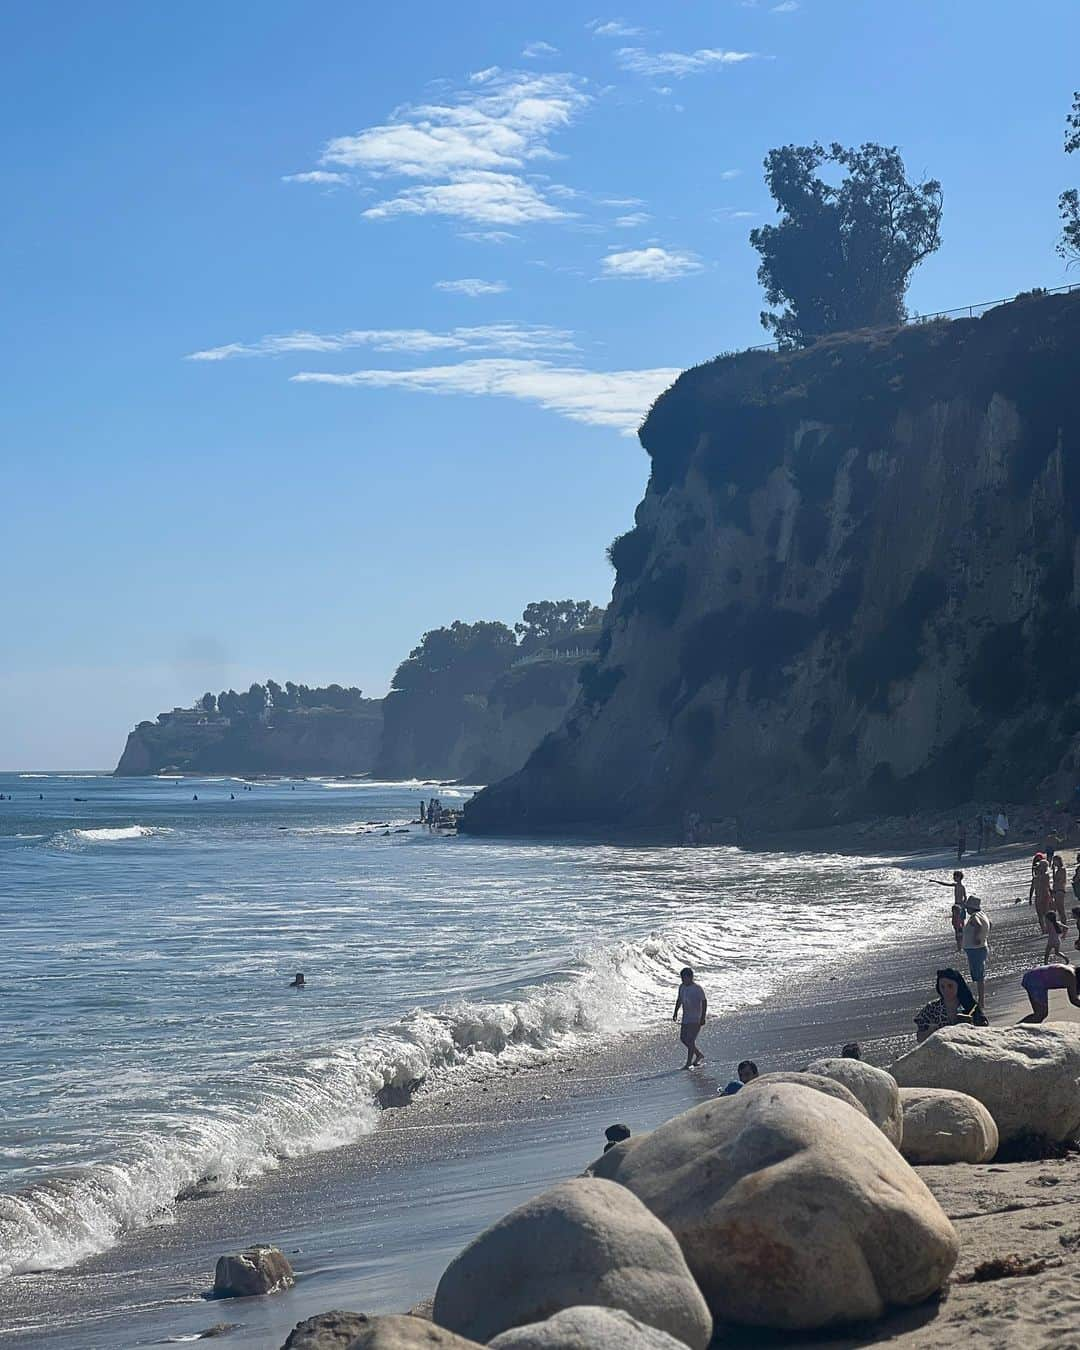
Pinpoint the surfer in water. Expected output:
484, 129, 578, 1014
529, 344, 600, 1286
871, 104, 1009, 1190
288, 972, 306, 989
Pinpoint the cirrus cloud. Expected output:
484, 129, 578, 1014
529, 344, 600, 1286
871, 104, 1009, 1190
186, 322, 574, 362
291, 358, 680, 435
615, 47, 758, 78
434, 278, 509, 296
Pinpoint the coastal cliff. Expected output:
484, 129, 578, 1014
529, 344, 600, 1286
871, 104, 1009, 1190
463, 290, 1080, 836
115, 703, 383, 776
375, 652, 590, 783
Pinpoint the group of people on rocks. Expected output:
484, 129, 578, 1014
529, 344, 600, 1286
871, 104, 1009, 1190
419, 797, 450, 828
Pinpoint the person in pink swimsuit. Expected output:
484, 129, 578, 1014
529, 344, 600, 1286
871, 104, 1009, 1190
1019, 963, 1080, 1022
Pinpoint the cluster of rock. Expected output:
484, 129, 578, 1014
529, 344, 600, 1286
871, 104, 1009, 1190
207, 1024, 1080, 1349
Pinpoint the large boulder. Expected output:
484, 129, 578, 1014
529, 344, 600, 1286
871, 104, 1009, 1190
744, 1071, 869, 1118
489, 1306, 687, 1349
890, 1025, 1080, 1146
213, 1244, 294, 1298
898, 1087, 999, 1165
585, 1082, 956, 1331
432, 1177, 711, 1348
805, 1058, 903, 1146
335, 1316, 481, 1349
282, 1312, 378, 1349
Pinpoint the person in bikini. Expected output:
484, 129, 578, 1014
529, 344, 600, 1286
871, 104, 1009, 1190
673, 967, 707, 1069
1018, 963, 1080, 1022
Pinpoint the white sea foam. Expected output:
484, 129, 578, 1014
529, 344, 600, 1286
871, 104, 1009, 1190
70, 825, 169, 843
0, 923, 717, 1279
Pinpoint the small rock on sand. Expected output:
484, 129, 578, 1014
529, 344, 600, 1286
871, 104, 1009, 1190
213, 1245, 294, 1298
281, 1310, 373, 1349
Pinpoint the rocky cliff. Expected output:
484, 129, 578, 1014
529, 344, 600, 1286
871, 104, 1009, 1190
115, 704, 383, 776
463, 289, 1080, 837
375, 655, 588, 783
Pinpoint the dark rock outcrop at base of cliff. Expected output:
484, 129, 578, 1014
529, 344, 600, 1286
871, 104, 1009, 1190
464, 290, 1080, 837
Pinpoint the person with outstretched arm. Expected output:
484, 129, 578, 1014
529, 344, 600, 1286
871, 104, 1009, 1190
673, 967, 707, 1069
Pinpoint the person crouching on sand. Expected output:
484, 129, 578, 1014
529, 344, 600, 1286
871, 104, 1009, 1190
914, 968, 983, 1042
673, 967, 706, 1069
721, 1060, 759, 1095
1019, 962, 1080, 1022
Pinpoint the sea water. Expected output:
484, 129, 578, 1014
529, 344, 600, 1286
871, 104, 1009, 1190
0, 772, 944, 1282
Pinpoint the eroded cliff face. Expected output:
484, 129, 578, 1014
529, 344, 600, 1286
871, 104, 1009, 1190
115, 705, 383, 776
375, 657, 586, 783
464, 290, 1080, 836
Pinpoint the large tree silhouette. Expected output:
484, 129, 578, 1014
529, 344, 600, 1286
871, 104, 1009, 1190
750, 142, 943, 347
1059, 92, 1080, 262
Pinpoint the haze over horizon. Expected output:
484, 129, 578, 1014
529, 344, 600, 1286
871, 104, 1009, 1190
5, 0, 1079, 769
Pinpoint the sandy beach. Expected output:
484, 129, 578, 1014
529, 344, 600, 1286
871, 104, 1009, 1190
3, 841, 1077, 1349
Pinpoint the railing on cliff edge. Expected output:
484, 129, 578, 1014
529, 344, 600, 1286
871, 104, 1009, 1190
744, 280, 1080, 353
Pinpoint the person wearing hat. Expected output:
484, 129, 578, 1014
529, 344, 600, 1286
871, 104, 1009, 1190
962, 895, 992, 1011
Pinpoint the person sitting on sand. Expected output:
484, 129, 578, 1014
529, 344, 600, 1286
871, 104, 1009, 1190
603, 1123, 631, 1153
841, 1042, 861, 1059
914, 968, 981, 1042
721, 1060, 759, 1095
288, 972, 305, 989
673, 967, 707, 1069
1053, 855, 1069, 923
1044, 913, 1067, 964
1018, 962, 1080, 1022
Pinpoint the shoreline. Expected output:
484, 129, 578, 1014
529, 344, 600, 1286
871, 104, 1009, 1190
3, 843, 1071, 1349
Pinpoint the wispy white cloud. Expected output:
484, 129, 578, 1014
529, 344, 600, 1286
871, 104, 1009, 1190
362, 169, 571, 225
434, 278, 509, 296
587, 18, 645, 38
720, 168, 742, 180
772, 1, 800, 10
614, 212, 652, 227
291, 358, 679, 434
601, 246, 703, 280
187, 323, 574, 362
522, 40, 559, 57
281, 170, 349, 185
714, 207, 757, 221
615, 47, 758, 78
299, 70, 589, 228
460, 229, 518, 244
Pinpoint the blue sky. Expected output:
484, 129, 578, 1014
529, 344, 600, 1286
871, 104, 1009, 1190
4, 1, 1079, 768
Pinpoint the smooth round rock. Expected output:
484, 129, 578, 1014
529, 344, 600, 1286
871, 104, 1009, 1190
213, 1244, 294, 1298
432, 1177, 711, 1348
898, 1087, 999, 1165
489, 1306, 687, 1349
585, 1081, 957, 1331
805, 1057, 903, 1146
744, 1071, 869, 1118
890, 1024, 1080, 1146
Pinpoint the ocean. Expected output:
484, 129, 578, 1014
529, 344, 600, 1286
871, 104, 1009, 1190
0, 771, 951, 1331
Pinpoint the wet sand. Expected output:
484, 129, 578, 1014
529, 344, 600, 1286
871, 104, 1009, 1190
1, 846, 1074, 1350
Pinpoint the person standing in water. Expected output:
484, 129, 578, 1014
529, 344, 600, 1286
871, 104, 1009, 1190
956, 819, 967, 862
1032, 859, 1054, 932
930, 871, 966, 950
673, 967, 707, 1069
1052, 855, 1068, 923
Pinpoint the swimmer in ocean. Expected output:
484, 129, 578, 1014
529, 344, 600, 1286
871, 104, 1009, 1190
288, 972, 306, 989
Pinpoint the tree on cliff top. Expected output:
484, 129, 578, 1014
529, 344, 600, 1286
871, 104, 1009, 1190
750, 142, 943, 347
390, 620, 517, 698
1059, 91, 1080, 262
514, 600, 604, 653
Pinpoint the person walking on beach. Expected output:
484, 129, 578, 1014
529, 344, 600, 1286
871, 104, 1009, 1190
962, 896, 991, 1011
1032, 859, 1054, 932
673, 967, 707, 1069
1044, 912, 1067, 964
1052, 855, 1068, 923
1018, 962, 1080, 1022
